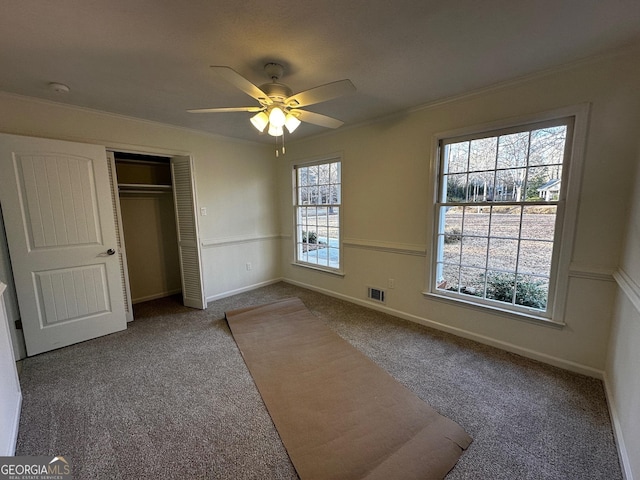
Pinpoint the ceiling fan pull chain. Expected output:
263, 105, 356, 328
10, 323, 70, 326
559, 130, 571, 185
275, 131, 286, 157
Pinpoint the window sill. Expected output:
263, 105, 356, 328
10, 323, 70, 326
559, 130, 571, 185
292, 262, 345, 277
422, 291, 566, 329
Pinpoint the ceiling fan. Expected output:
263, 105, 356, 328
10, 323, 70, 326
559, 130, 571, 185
188, 63, 356, 140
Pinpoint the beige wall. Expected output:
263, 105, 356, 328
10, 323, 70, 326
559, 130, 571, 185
119, 192, 182, 303
0, 92, 280, 355
278, 45, 640, 376
606, 139, 640, 479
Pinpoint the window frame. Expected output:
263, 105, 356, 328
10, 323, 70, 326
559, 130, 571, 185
425, 105, 589, 325
292, 155, 343, 274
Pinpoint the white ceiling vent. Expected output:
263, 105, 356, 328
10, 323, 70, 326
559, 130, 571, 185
367, 287, 385, 303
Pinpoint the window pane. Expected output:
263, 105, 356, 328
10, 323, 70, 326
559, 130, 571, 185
444, 173, 468, 202
438, 264, 460, 291
308, 165, 319, 185
469, 137, 497, 172
529, 126, 567, 166
515, 275, 548, 310
460, 236, 488, 268
497, 132, 530, 170
485, 271, 516, 305
459, 267, 485, 297
445, 142, 469, 174
442, 234, 461, 264
487, 238, 518, 272
490, 206, 521, 239
495, 168, 526, 202
318, 163, 330, 184
463, 206, 490, 236
330, 162, 340, 184
329, 185, 340, 204
298, 186, 309, 204
526, 166, 562, 201
518, 240, 552, 277
327, 227, 339, 243
443, 206, 463, 233
522, 205, 556, 241
329, 206, 339, 232
468, 172, 492, 202
441, 207, 462, 264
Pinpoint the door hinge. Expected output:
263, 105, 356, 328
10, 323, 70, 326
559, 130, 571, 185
15, 319, 23, 330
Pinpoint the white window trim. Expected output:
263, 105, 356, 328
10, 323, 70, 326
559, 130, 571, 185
423, 104, 590, 325
292, 154, 344, 274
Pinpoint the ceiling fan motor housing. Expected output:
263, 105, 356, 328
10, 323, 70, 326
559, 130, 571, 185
259, 82, 293, 104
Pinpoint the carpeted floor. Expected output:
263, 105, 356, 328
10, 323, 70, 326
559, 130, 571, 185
16, 282, 622, 479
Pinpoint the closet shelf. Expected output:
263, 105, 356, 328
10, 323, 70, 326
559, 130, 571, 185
118, 183, 172, 194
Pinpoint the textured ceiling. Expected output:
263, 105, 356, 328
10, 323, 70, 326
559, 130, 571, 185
1, 0, 640, 143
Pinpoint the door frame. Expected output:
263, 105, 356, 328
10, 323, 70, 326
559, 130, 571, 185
107, 146, 206, 313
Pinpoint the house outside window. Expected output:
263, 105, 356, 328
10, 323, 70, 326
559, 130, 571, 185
429, 107, 587, 322
294, 157, 341, 272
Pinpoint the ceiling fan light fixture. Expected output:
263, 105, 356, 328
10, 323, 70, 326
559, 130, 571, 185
250, 111, 269, 132
268, 107, 286, 128
268, 123, 284, 137
285, 113, 301, 133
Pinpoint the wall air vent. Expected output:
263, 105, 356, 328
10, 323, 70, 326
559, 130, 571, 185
367, 287, 385, 303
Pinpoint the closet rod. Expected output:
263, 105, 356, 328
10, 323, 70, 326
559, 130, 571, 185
118, 183, 173, 194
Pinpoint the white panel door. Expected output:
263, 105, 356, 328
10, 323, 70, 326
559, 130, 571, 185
0, 134, 126, 355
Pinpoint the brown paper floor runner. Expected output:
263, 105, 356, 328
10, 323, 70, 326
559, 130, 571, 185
225, 297, 472, 480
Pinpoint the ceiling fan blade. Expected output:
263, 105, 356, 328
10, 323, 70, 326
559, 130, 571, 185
295, 110, 344, 129
286, 79, 355, 108
187, 106, 264, 113
211, 66, 273, 105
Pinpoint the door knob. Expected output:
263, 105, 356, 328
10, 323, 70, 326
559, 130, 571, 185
106, 248, 116, 255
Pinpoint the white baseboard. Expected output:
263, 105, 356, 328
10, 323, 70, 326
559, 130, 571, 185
131, 289, 182, 305
603, 373, 634, 480
206, 278, 284, 304
283, 278, 604, 379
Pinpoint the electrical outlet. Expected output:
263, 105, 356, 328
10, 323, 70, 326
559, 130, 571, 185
246, 262, 252, 271
200, 207, 207, 216
389, 278, 395, 289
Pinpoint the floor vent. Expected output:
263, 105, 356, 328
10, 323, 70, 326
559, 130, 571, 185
367, 287, 385, 303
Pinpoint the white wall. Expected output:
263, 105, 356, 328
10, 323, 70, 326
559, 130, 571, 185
606, 139, 640, 479
0, 92, 280, 357
278, 45, 640, 376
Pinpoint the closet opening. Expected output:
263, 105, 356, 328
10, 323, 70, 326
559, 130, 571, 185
113, 152, 182, 312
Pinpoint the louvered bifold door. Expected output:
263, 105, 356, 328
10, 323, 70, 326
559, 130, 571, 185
106, 151, 134, 322
171, 156, 206, 309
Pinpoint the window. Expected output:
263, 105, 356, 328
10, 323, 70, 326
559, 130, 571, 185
294, 158, 341, 271
431, 114, 581, 320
